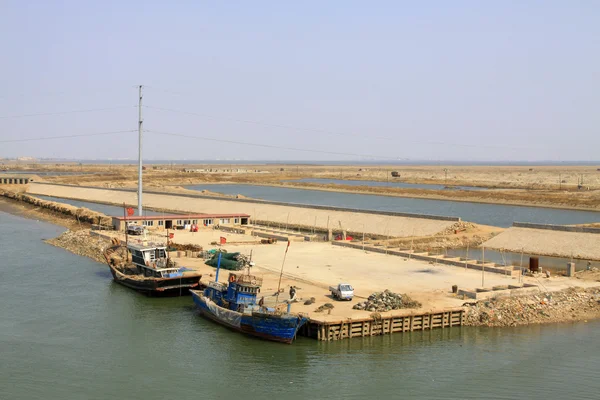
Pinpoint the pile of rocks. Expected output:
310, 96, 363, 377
353, 290, 421, 312
46, 229, 110, 263
464, 287, 600, 327
437, 221, 476, 236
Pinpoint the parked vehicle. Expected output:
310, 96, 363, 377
329, 283, 354, 300
126, 224, 144, 236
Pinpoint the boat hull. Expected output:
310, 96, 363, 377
191, 290, 307, 344
108, 263, 201, 297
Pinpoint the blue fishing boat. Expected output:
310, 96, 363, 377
191, 254, 308, 344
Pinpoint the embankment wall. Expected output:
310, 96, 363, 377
27, 183, 458, 237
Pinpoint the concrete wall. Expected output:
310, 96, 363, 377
513, 222, 600, 234
0, 177, 29, 185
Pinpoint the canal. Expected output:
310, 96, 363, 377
1, 209, 599, 399
287, 178, 487, 191
186, 184, 600, 227
33, 195, 177, 217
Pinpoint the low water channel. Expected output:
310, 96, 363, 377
186, 184, 600, 228
0, 170, 95, 176
443, 247, 595, 273
33, 195, 175, 217
1, 210, 600, 399
287, 178, 487, 191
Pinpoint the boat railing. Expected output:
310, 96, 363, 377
208, 281, 227, 291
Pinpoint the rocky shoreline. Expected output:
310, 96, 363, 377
45, 229, 109, 264
464, 286, 600, 327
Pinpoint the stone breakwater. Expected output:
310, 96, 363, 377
0, 188, 112, 226
46, 229, 110, 264
464, 287, 600, 327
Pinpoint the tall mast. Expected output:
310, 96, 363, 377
137, 85, 143, 216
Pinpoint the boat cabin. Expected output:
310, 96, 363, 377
127, 243, 182, 278
204, 273, 264, 313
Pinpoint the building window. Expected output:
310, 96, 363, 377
234, 218, 239, 224
220, 218, 230, 224
177, 220, 182, 225
158, 220, 164, 226
184, 220, 191, 225
146, 220, 154, 226
192, 219, 198, 224
203, 219, 213, 226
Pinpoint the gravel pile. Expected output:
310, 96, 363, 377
437, 221, 476, 236
46, 229, 109, 263
353, 289, 421, 312
464, 287, 600, 327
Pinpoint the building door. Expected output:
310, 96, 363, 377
165, 220, 173, 229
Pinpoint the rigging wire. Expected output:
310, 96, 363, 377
145, 129, 406, 160
0, 130, 137, 143
143, 105, 532, 151
0, 106, 136, 120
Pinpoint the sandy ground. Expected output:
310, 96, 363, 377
7, 163, 600, 189
103, 228, 599, 322
7, 162, 600, 210
27, 183, 456, 237
484, 227, 600, 261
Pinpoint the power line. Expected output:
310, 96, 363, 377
0, 106, 136, 120
143, 105, 533, 151
143, 85, 193, 97
0, 130, 136, 143
145, 129, 406, 160
0, 86, 137, 102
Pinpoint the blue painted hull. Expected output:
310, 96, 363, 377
191, 290, 307, 344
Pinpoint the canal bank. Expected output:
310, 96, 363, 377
185, 183, 600, 227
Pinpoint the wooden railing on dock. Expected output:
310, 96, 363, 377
300, 309, 464, 341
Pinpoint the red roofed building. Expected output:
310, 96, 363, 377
111, 213, 250, 231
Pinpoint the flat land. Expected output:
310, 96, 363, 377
27, 183, 456, 237
5, 162, 600, 210
102, 228, 599, 322
484, 227, 600, 261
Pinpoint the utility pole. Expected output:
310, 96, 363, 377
559, 173, 562, 190
138, 85, 143, 216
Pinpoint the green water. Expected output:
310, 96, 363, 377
1, 210, 599, 400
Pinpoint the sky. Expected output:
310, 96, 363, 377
0, 1, 598, 162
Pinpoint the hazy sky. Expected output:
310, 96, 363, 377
1, 1, 598, 162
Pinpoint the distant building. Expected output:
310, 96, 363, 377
111, 213, 250, 231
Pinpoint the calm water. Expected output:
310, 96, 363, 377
443, 248, 595, 273
186, 184, 600, 227
33, 195, 172, 217
0, 170, 94, 176
1, 211, 600, 399
288, 178, 487, 191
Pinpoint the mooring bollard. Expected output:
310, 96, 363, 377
566, 262, 576, 277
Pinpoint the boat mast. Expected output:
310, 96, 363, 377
123, 202, 128, 248
137, 85, 143, 217
275, 241, 290, 305
214, 252, 222, 282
